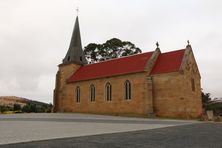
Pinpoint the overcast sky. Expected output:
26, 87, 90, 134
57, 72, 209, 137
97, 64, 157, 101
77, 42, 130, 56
0, 0, 222, 103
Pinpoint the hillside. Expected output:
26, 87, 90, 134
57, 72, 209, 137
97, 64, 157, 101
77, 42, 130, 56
0, 96, 52, 113
0, 96, 27, 107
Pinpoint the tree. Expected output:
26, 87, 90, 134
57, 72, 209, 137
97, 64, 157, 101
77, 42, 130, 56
13, 104, 21, 111
84, 38, 142, 62
46, 103, 53, 113
0, 105, 6, 113
202, 91, 211, 104
201, 90, 211, 108
30, 104, 37, 112
0, 105, 12, 113
21, 102, 53, 113
22, 104, 31, 113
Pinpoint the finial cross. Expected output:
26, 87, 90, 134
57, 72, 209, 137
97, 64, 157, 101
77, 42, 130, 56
156, 42, 159, 48
76, 7, 79, 16
187, 40, 190, 45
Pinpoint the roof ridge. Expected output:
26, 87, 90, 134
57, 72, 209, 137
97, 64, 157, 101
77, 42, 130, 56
85, 51, 154, 67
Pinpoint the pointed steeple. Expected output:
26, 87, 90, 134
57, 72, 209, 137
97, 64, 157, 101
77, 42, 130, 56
63, 16, 87, 65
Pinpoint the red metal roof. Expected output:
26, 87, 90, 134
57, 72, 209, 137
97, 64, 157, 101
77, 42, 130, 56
150, 49, 185, 75
68, 52, 153, 82
68, 49, 186, 82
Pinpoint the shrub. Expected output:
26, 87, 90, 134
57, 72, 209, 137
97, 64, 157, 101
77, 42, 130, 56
13, 104, 21, 111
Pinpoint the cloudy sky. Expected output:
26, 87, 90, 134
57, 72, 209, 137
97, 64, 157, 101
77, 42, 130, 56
0, 0, 222, 103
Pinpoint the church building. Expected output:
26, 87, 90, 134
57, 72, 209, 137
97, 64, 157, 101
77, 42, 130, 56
53, 16, 203, 118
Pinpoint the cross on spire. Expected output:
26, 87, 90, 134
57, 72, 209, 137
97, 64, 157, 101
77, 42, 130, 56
76, 7, 79, 16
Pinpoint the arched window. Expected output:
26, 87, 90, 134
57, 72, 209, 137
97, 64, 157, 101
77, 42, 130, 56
105, 82, 112, 101
124, 80, 131, 100
191, 78, 195, 92
75, 86, 80, 102
89, 84, 96, 102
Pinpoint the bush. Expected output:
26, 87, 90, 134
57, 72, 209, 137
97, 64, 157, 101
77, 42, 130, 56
0, 105, 13, 113
13, 104, 21, 111
0, 105, 6, 113
21, 102, 52, 113
46, 103, 53, 113
21, 104, 30, 113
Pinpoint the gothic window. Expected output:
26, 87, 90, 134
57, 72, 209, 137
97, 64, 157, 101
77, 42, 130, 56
80, 56, 82, 61
105, 82, 112, 101
124, 80, 131, 100
90, 84, 95, 102
76, 86, 80, 102
67, 56, 70, 61
191, 78, 195, 92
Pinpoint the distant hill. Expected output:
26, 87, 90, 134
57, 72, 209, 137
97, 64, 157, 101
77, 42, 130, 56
0, 96, 27, 107
0, 96, 52, 113
0, 96, 49, 106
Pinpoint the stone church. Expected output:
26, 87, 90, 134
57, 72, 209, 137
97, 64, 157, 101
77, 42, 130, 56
53, 16, 203, 118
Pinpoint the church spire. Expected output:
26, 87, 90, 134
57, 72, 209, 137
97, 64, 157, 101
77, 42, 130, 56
63, 16, 87, 65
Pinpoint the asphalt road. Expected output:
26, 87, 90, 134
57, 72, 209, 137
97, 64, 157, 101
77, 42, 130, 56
1, 122, 222, 148
0, 114, 221, 147
0, 113, 196, 145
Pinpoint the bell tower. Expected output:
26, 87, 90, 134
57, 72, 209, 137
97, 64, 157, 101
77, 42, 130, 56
53, 15, 87, 112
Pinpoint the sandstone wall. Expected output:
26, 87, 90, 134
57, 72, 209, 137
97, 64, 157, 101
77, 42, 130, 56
152, 50, 202, 118
53, 63, 81, 112
58, 72, 153, 116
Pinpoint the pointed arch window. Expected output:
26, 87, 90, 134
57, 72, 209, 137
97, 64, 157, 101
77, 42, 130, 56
105, 82, 112, 101
191, 78, 195, 92
124, 80, 131, 100
75, 86, 80, 102
90, 84, 96, 102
